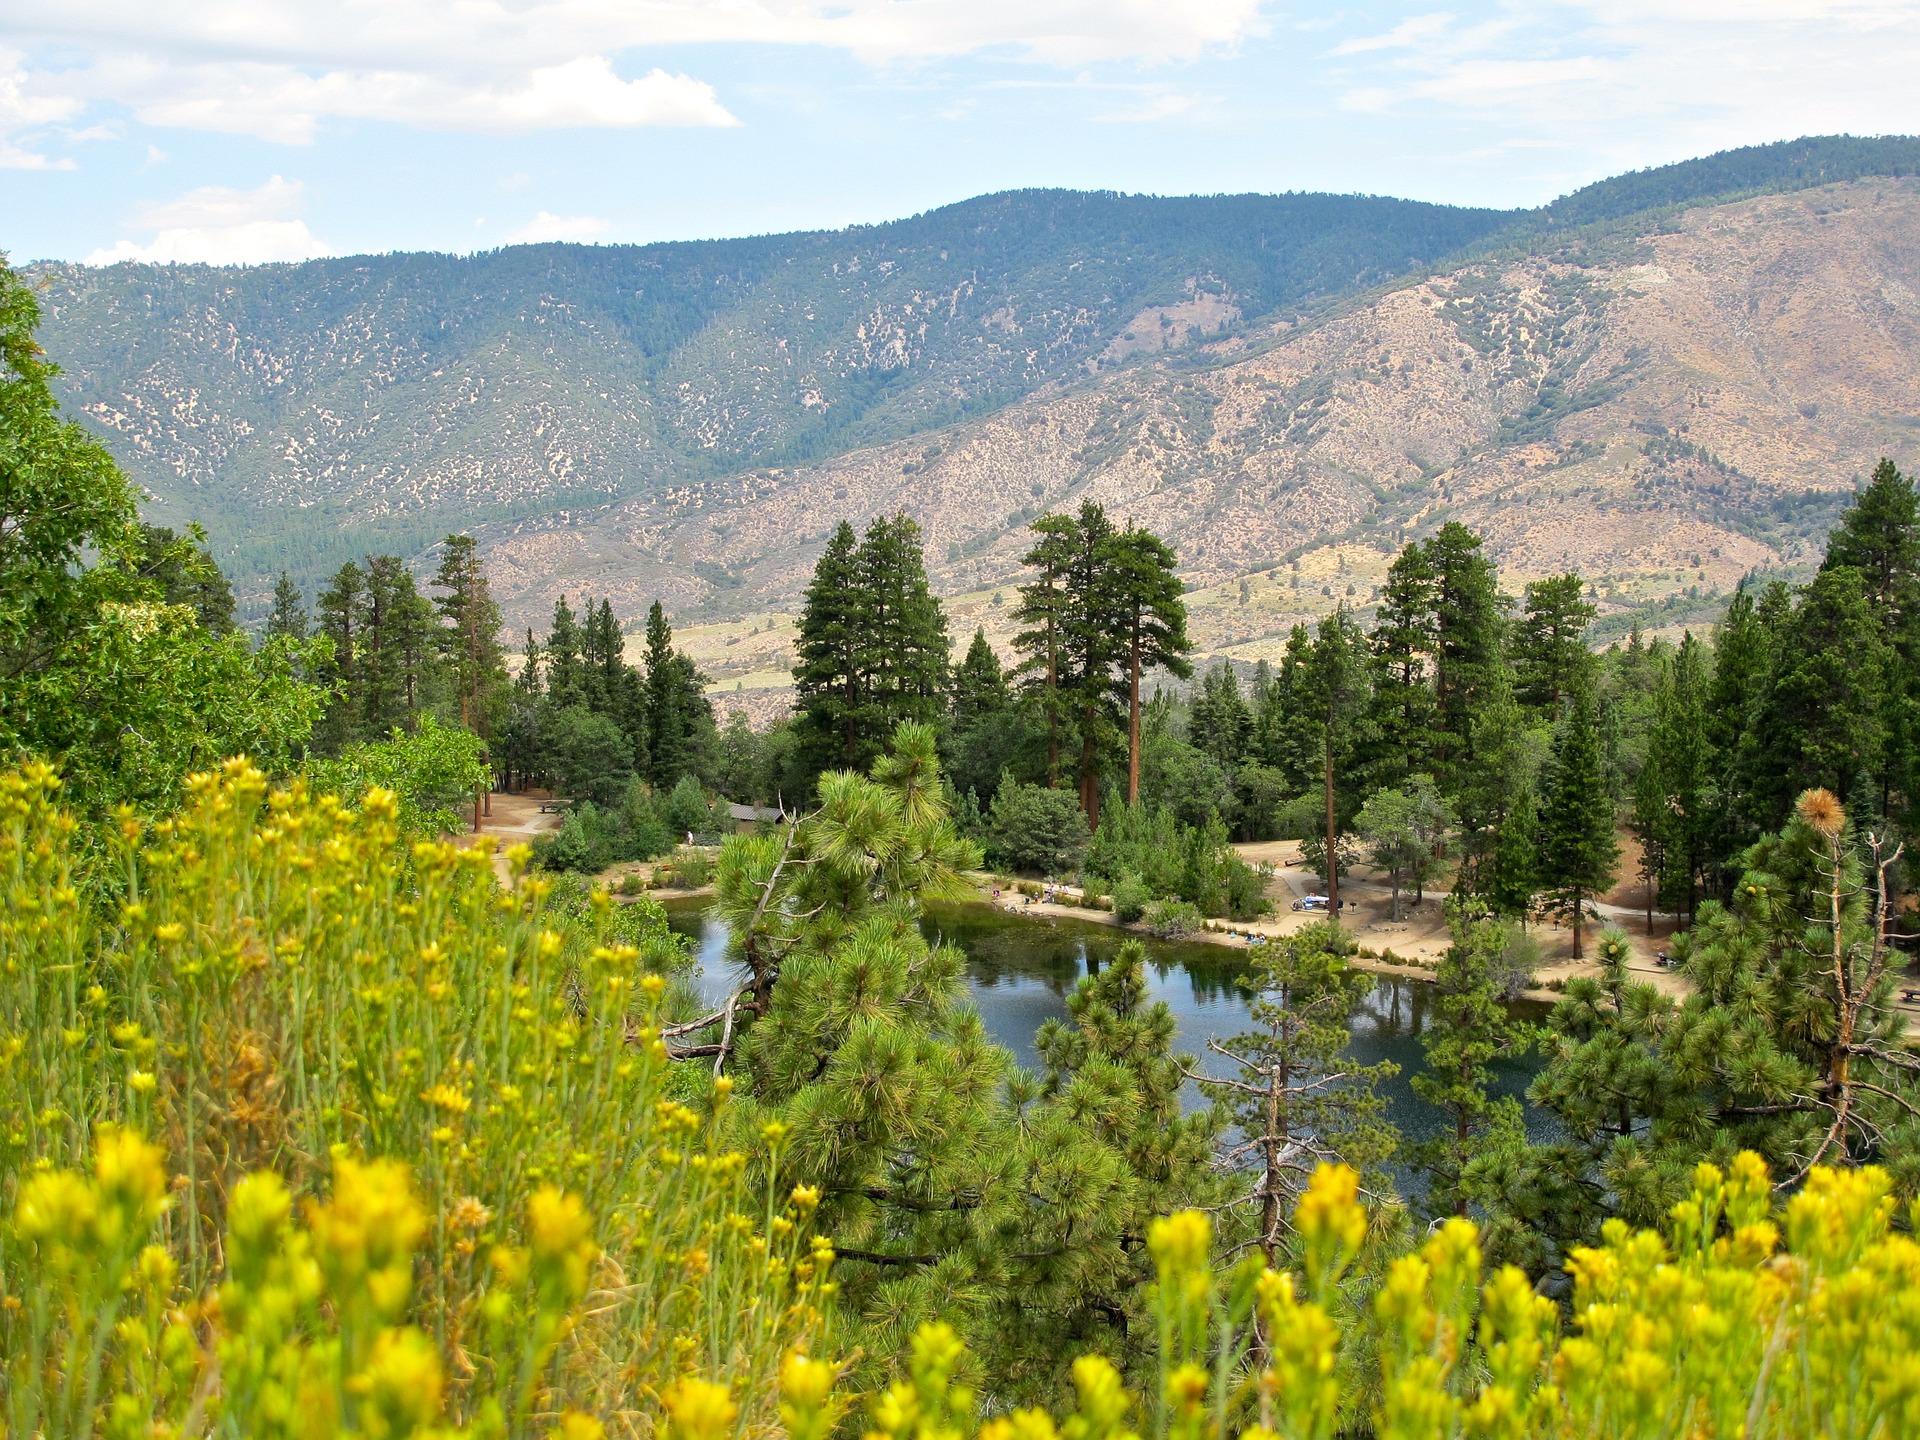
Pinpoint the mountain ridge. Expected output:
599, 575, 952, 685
20, 134, 1920, 658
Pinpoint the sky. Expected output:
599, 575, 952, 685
6, 1, 1920, 265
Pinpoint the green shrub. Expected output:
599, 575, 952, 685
1142, 898, 1203, 937
619, 870, 646, 896
532, 780, 674, 873
1111, 874, 1152, 923
1079, 873, 1109, 906
306, 716, 490, 834
672, 846, 713, 889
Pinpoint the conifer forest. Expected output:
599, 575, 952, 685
7, 205, 1920, 1440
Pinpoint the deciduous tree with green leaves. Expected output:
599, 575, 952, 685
1355, 773, 1452, 920
0, 255, 322, 811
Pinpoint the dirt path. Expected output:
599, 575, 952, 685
453, 791, 563, 887
1225, 840, 1920, 1028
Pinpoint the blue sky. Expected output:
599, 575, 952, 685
5, 1, 1920, 264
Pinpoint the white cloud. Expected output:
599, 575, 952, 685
86, 176, 332, 264
118, 57, 738, 144
1094, 91, 1220, 124
0, 46, 79, 168
0, 0, 1261, 149
1332, 13, 1455, 56
1327, 0, 1920, 168
506, 211, 612, 243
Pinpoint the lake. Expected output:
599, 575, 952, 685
660, 896, 1556, 1198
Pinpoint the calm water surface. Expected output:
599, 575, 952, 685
661, 897, 1554, 1196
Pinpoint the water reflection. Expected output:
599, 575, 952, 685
661, 896, 1555, 1197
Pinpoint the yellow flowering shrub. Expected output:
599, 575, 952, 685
0, 762, 832, 1436
5, 760, 1920, 1437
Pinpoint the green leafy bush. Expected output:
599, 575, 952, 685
534, 779, 673, 873
306, 715, 489, 834
671, 846, 713, 889
1111, 874, 1152, 923
1142, 898, 1203, 937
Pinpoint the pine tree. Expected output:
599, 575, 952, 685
354, 556, 441, 736
1511, 572, 1596, 714
314, 560, 367, 753
544, 596, 588, 712
264, 572, 308, 644
709, 726, 1182, 1384
1370, 540, 1439, 788
432, 534, 506, 741
1412, 901, 1531, 1217
1481, 785, 1538, 921
1820, 460, 1920, 825
645, 601, 700, 787
1705, 582, 1772, 880
1197, 922, 1397, 1259
1254, 624, 1316, 789
1742, 565, 1888, 825
498, 627, 545, 793
1452, 664, 1534, 894
1822, 458, 1920, 621
1426, 522, 1506, 780
1105, 523, 1191, 805
854, 513, 949, 746
1188, 663, 1251, 769
950, 628, 1008, 730
1011, 513, 1078, 790
1535, 676, 1619, 958
792, 521, 867, 776
1035, 939, 1226, 1334
1643, 634, 1712, 923
1532, 793, 1919, 1230
1300, 608, 1374, 908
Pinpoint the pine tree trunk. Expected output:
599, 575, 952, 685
1046, 634, 1060, 787
1128, 627, 1142, 807
1261, 1057, 1285, 1262
1323, 738, 1339, 909
1079, 703, 1101, 828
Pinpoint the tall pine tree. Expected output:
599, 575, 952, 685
1511, 572, 1596, 714
1536, 675, 1619, 958
1413, 902, 1531, 1217
313, 560, 367, 753
432, 535, 506, 742
1105, 522, 1191, 806
792, 521, 866, 776
264, 572, 307, 644
949, 628, 1008, 730
853, 513, 949, 748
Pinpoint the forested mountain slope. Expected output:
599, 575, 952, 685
23, 134, 1920, 646
27, 190, 1508, 597
491, 172, 1920, 689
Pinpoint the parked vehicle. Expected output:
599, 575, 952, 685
1291, 895, 1345, 912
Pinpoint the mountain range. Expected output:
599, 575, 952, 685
24, 134, 1920, 694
